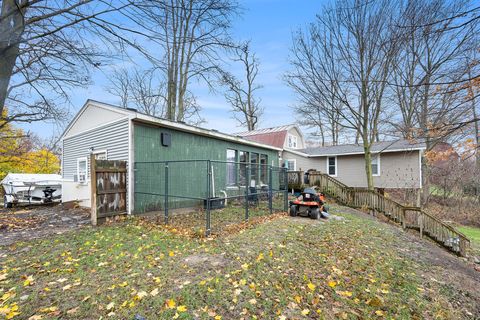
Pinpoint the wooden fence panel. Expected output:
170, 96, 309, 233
91, 156, 127, 225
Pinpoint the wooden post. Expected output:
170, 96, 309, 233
419, 212, 423, 238
90, 154, 97, 226
401, 208, 406, 230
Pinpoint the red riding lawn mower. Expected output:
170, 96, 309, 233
289, 187, 330, 220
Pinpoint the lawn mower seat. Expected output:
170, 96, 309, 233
301, 188, 321, 203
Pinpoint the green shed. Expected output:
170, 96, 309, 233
61, 100, 284, 218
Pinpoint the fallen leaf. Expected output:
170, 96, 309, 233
23, 275, 34, 287
106, 302, 115, 311
307, 282, 316, 291
67, 307, 79, 315
177, 305, 187, 312
150, 288, 159, 296
375, 310, 385, 316
39, 306, 58, 313
166, 299, 176, 309
337, 291, 353, 297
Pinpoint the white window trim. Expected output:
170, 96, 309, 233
372, 153, 381, 177
326, 156, 337, 177
92, 149, 108, 159
226, 149, 237, 187
286, 159, 296, 171
288, 134, 298, 149
77, 157, 88, 184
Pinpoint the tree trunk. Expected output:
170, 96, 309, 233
363, 143, 374, 191
0, 0, 26, 115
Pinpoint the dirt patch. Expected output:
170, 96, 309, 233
184, 254, 231, 268
0, 204, 90, 247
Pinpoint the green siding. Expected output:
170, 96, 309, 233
133, 123, 279, 213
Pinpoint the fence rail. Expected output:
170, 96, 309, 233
288, 171, 470, 256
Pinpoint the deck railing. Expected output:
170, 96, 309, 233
288, 171, 470, 256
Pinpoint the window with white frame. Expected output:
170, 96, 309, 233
371, 154, 380, 176
286, 159, 296, 171
77, 158, 87, 183
288, 135, 298, 149
226, 149, 237, 186
93, 150, 107, 160
327, 156, 337, 176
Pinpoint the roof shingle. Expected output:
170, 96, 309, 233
300, 139, 425, 156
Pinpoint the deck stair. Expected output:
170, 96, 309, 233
287, 171, 470, 256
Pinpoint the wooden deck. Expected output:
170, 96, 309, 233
287, 171, 470, 256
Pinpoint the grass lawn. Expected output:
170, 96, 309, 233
0, 207, 474, 319
457, 226, 480, 250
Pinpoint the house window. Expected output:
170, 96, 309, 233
260, 154, 268, 184
239, 151, 249, 186
250, 153, 259, 185
77, 158, 87, 183
226, 149, 237, 186
288, 135, 298, 149
371, 154, 380, 176
93, 149, 107, 160
286, 159, 296, 171
327, 156, 337, 176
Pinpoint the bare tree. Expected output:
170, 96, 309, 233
390, 0, 479, 203
285, 25, 347, 146
0, 0, 134, 129
220, 42, 263, 131
107, 68, 166, 117
129, 0, 240, 123
107, 67, 203, 123
287, 0, 400, 190
107, 69, 131, 109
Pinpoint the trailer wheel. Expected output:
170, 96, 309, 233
310, 208, 320, 220
3, 196, 12, 209
289, 205, 298, 217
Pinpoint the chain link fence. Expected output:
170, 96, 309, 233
134, 160, 288, 235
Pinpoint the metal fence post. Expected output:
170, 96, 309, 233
283, 168, 288, 211
268, 166, 273, 214
206, 160, 211, 236
245, 164, 249, 221
164, 162, 169, 224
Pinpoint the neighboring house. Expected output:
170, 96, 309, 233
238, 126, 425, 189
61, 100, 280, 214
284, 141, 425, 189
236, 124, 305, 170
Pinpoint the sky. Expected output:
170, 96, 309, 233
22, 0, 325, 139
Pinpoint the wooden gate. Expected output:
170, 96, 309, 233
90, 156, 127, 225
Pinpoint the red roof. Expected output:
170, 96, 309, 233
242, 131, 287, 149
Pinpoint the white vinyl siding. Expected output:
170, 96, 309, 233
62, 118, 129, 180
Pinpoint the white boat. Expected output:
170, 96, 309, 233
1, 173, 62, 208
